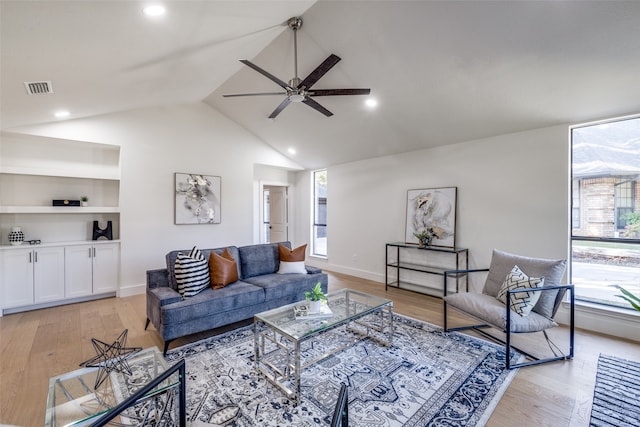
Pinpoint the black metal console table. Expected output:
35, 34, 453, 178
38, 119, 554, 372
385, 242, 469, 297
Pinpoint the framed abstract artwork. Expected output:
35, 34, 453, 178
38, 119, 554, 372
175, 173, 221, 224
405, 187, 457, 248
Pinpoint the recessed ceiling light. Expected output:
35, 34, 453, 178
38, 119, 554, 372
287, 148, 296, 155
365, 98, 378, 108
143, 4, 166, 17
54, 110, 70, 118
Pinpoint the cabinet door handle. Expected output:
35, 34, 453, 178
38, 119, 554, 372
34, 251, 38, 263
93, 247, 96, 258
29, 252, 32, 263
89, 248, 93, 258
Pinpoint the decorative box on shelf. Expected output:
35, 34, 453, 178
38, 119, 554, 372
52, 199, 81, 206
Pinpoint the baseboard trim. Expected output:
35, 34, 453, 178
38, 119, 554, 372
118, 283, 145, 297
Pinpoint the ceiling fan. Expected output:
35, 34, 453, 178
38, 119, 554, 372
223, 17, 371, 119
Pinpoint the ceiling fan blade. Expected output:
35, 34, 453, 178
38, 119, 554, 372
239, 59, 292, 90
298, 54, 341, 90
223, 92, 286, 98
308, 88, 371, 96
302, 97, 333, 117
268, 98, 292, 119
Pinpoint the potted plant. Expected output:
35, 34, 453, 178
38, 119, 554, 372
612, 284, 640, 312
81, 196, 89, 207
413, 227, 436, 247
304, 282, 327, 313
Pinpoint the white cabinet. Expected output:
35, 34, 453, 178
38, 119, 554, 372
65, 243, 119, 297
1, 242, 119, 314
1, 246, 65, 309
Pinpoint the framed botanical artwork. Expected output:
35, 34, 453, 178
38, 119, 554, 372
175, 173, 221, 224
405, 187, 457, 248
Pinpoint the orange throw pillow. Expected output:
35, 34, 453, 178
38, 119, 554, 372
209, 248, 239, 289
279, 243, 307, 262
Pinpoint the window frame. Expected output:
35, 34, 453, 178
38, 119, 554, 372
311, 169, 327, 257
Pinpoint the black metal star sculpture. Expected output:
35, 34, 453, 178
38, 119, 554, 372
79, 329, 142, 389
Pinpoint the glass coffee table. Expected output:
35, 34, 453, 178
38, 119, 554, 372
253, 289, 393, 401
45, 346, 182, 426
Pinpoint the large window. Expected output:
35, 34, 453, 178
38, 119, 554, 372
312, 169, 327, 257
571, 116, 640, 308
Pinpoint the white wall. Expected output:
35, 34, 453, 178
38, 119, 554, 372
303, 125, 570, 284
13, 102, 303, 295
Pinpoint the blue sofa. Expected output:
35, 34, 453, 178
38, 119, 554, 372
145, 242, 328, 354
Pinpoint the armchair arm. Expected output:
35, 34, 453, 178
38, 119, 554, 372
507, 283, 574, 320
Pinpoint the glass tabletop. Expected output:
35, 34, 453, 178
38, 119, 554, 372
45, 346, 176, 427
254, 288, 393, 341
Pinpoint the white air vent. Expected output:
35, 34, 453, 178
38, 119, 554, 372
24, 81, 53, 95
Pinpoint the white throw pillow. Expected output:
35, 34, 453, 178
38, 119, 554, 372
277, 261, 307, 274
496, 265, 544, 316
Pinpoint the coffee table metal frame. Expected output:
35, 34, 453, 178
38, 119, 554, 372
253, 289, 393, 401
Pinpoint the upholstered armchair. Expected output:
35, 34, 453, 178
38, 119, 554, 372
443, 249, 575, 369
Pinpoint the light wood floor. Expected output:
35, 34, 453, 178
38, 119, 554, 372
1, 271, 638, 427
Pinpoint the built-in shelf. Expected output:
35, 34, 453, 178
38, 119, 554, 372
0, 206, 120, 214
0, 132, 121, 244
0, 166, 119, 181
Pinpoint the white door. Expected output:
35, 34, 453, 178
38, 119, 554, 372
268, 186, 288, 243
93, 243, 119, 294
65, 245, 94, 298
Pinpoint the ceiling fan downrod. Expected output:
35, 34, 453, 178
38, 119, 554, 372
288, 17, 303, 91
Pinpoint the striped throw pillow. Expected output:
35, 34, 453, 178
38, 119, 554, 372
175, 246, 210, 298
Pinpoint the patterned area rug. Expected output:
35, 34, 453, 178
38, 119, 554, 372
589, 354, 640, 427
165, 314, 520, 426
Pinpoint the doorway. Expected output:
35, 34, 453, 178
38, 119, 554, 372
262, 185, 288, 243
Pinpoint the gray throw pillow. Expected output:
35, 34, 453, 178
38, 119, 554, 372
482, 249, 566, 318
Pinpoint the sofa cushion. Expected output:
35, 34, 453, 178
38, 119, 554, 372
482, 249, 566, 318
496, 265, 544, 316
209, 248, 239, 289
444, 292, 558, 333
161, 281, 265, 325
174, 247, 210, 298
239, 242, 289, 279
244, 272, 319, 301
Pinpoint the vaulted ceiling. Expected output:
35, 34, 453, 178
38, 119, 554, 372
2, 0, 640, 169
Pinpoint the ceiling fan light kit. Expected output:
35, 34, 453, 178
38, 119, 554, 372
223, 16, 371, 118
